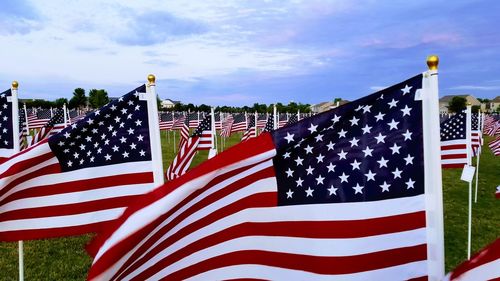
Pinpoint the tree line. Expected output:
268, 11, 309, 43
23, 88, 109, 109
165, 102, 312, 113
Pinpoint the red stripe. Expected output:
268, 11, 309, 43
440, 154, 467, 160
450, 238, 500, 279
0, 150, 54, 179
0, 163, 60, 199
440, 144, 466, 150
442, 163, 466, 169
145, 245, 427, 280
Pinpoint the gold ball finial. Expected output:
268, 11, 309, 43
466, 102, 472, 106
427, 55, 439, 70
11, 81, 19, 90
147, 74, 155, 85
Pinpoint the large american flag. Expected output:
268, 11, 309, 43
30, 109, 67, 146
88, 74, 432, 280
29, 108, 52, 129
440, 112, 468, 168
0, 84, 161, 241
0, 89, 16, 163
165, 115, 212, 181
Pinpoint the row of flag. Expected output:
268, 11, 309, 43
0, 65, 498, 280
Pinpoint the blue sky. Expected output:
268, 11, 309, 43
1, 0, 499, 106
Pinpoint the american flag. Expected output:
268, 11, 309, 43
188, 112, 199, 128
241, 115, 256, 142
214, 112, 222, 130
471, 113, 483, 157
263, 113, 275, 132
88, 74, 432, 280
230, 113, 247, 133
220, 114, 234, 137
165, 115, 212, 181
444, 238, 500, 280
256, 113, 268, 129
0, 89, 15, 163
30, 109, 67, 146
278, 113, 288, 128
159, 112, 174, 131
489, 136, 500, 156
69, 109, 87, 124
287, 113, 298, 126
483, 115, 499, 136
29, 108, 52, 129
440, 112, 468, 168
0, 84, 161, 241
496, 185, 500, 199
19, 109, 28, 151
171, 112, 186, 130
179, 113, 191, 149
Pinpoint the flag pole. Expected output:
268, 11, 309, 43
465, 103, 472, 259
273, 104, 277, 130
422, 55, 445, 279
146, 75, 165, 186
474, 110, 481, 203
11, 81, 24, 281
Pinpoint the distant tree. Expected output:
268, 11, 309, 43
448, 96, 467, 113
54, 98, 68, 108
69, 88, 87, 109
471, 105, 480, 113
198, 104, 210, 112
186, 103, 196, 112
333, 97, 342, 103
88, 89, 109, 108
156, 95, 162, 110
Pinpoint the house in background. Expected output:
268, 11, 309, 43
310, 100, 349, 114
161, 99, 180, 109
438, 94, 481, 114
490, 96, 500, 112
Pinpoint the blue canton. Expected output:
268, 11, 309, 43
48, 85, 151, 172
0, 89, 14, 149
271, 75, 424, 205
440, 113, 466, 141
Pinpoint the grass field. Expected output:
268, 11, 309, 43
0, 132, 498, 280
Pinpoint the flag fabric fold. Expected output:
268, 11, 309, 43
0, 84, 162, 241
88, 74, 435, 281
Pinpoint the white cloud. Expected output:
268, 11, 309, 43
449, 85, 500, 91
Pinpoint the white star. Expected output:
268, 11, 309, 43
104, 154, 112, 160
71, 124, 77, 129
122, 151, 130, 158
137, 135, 144, 141
355, 105, 363, 111
364, 170, 376, 181
296, 177, 304, 187
401, 105, 412, 116
392, 168, 403, 179
316, 154, 325, 163
286, 189, 294, 198
285, 168, 294, 177
404, 154, 414, 165
130, 143, 137, 149
294, 156, 304, 166
64, 132, 71, 138
327, 141, 335, 150
339, 172, 349, 183
327, 162, 336, 173
406, 178, 416, 189
361, 124, 372, 134
120, 136, 127, 143
388, 99, 399, 108
304, 145, 313, 154
121, 108, 127, 114
112, 145, 119, 152
135, 120, 142, 126
401, 84, 412, 95
80, 159, 84, 165
349, 116, 360, 126
328, 185, 338, 196
380, 181, 390, 192
389, 143, 401, 154
305, 187, 314, 197
114, 116, 121, 123
283, 152, 291, 159
350, 159, 361, 170
97, 148, 102, 154
363, 105, 372, 113
311, 131, 323, 142
139, 150, 146, 156
87, 118, 94, 125
375, 133, 386, 143
362, 146, 374, 157
127, 128, 135, 135
402, 129, 412, 140
110, 105, 117, 111
315, 175, 325, 185
375, 112, 385, 121
331, 114, 340, 124
387, 119, 399, 130
338, 150, 348, 160
58, 141, 65, 146
284, 132, 295, 143
308, 123, 318, 134
377, 157, 389, 168
349, 137, 359, 147
352, 183, 364, 194
67, 160, 73, 167
85, 136, 92, 142
338, 129, 347, 138
73, 152, 79, 159
90, 156, 95, 162
306, 165, 315, 175
79, 144, 85, 150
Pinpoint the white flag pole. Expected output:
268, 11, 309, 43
474, 111, 481, 203
63, 103, 68, 127
208, 107, 217, 159
146, 75, 165, 186
11, 81, 23, 281
273, 105, 277, 130
254, 111, 258, 137
465, 103, 472, 259
422, 56, 445, 279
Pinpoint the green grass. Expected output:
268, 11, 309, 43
0, 132, 498, 279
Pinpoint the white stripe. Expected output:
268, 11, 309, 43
123, 194, 425, 280
0, 149, 16, 158
456, 259, 500, 280
181, 261, 428, 281
440, 148, 467, 155
135, 229, 427, 281
1, 161, 153, 202
441, 158, 467, 165
0, 142, 52, 175
440, 139, 467, 146
0, 207, 125, 231
1, 182, 153, 214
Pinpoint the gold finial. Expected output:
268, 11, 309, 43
466, 102, 472, 106
427, 55, 439, 70
147, 74, 155, 85
11, 81, 19, 90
